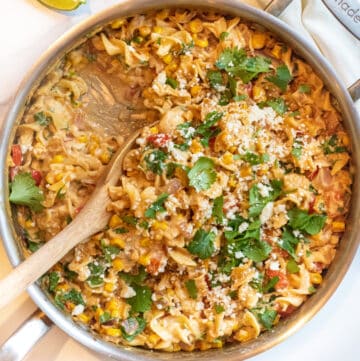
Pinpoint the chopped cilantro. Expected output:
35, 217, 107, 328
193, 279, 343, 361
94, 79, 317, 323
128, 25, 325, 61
64, 263, 78, 281
120, 316, 146, 341
188, 157, 216, 192
215, 304, 225, 314
286, 259, 300, 273
145, 193, 169, 219
219, 31, 229, 41
101, 242, 120, 262
121, 215, 138, 226
322, 135, 347, 154
263, 276, 279, 293
27, 240, 44, 252
298, 84, 311, 93
48, 271, 60, 293
86, 262, 105, 288
235, 151, 269, 165
114, 227, 129, 234
207, 70, 224, 89
279, 227, 300, 259
233, 94, 247, 102
166, 77, 179, 89
195, 111, 223, 147
55, 288, 85, 309
259, 98, 287, 114
216, 47, 271, 83
308, 285, 316, 294
185, 279, 198, 299
34, 111, 52, 126
248, 179, 283, 217
9, 172, 44, 212
291, 142, 302, 159
187, 228, 215, 259
179, 40, 194, 55
212, 196, 224, 224
126, 284, 152, 312
266, 64, 292, 92
287, 208, 327, 235
249, 273, 264, 292
99, 311, 111, 324
144, 149, 168, 175
218, 89, 232, 106
258, 308, 278, 329
119, 267, 148, 285
139, 220, 149, 229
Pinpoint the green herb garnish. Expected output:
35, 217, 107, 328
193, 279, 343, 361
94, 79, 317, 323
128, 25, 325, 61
266, 64, 292, 92
185, 279, 198, 299
188, 157, 216, 192
187, 228, 216, 259
145, 193, 169, 219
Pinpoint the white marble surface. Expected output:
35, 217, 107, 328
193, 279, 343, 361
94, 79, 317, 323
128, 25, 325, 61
0, 1, 359, 360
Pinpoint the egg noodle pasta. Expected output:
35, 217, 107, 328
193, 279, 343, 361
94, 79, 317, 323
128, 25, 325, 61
8, 9, 352, 352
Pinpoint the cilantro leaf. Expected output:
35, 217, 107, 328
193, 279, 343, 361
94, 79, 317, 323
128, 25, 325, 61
279, 227, 299, 259
298, 84, 311, 93
144, 150, 168, 175
266, 64, 292, 92
86, 262, 105, 288
235, 151, 269, 165
207, 70, 224, 89
99, 311, 111, 324
188, 157, 216, 192
219, 31, 229, 41
195, 111, 223, 147
262, 276, 279, 293
248, 180, 283, 217
287, 208, 327, 235
126, 284, 152, 312
291, 143, 302, 159
187, 228, 215, 259
179, 40, 194, 55
258, 308, 278, 330
120, 317, 146, 341
101, 243, 120, 262
185, 279, 198, 299
322, 135, 347, 154
145, 193, 169, 219
121, 215, 138, 226
242, 239, 272, 262
249, 273, 264, 292
34, 111, 52, 126
259, 98, 287, 114
212, 196, 224, 224
114, 227, 129, 234
118, 267, 148, 285
48, 271, 60, 293
286, 259, 300, 273
233, 94, 247, 102
166, 77, 179, 89
215, 304, 225, 314
9, 172, 44, 212
54, 288, 85, 309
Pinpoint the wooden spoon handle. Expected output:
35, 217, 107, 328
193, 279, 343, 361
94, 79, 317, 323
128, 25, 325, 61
0, 218, 91, 309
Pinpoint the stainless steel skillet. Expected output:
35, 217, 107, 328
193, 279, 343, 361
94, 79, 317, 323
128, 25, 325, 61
0, 1, 359, 360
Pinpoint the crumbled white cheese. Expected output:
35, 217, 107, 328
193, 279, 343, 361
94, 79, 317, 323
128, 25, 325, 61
269, 261, 280, 271
72, 304, 84, 316
235, 251, 244, 259
120, 285, 136, 298
238, 222, 249, 233
258, 183, 272, 198
260, 202, 274, 224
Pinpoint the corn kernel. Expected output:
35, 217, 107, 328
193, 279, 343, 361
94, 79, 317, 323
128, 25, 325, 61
251, 33, 266, 49
51, 154, 64, 163
100, 151, 111, 165
222, 151, 233, 165
77, 313, 90, 324
310, 272, 323, 285
193, 35, 208, 48
234, 329, 250, 342
190, 85, 202, 97
111, 19, 125, 29
189, 19, 203, 33
111, 237, 126, 248
149, 333, 160, 345
109, 214, 122, 228
107, 298, 120, 312
142, 88, 153, 99
229, 146, 237, 153
212, 340, 223, 348
104, 283, 115, 292
153, 26, 163, 34
252, 85, 266, 102
105, 328, 121, 337
156, 9, 169, 20
162, 53, 173, 64
149, 126, 159, 134
271, 44, 282, 59
332, 221, 345, 232
111, 309, 120, 318
165, 62, 178, 73
138, 253, 151, 266
56, 284, 69, 292
139, 26, 151, 37
55, 173, 64, 182
77, 135, 88, 143
240, 166, 252, 177
228, 175, 237, 188
112, 258, 124, 271
25, 220, 34, 228
340, 133, 350, 146
152, 221, 168, 230
95, 307, 104, 319
190, 139, 203, 153
140, 237, 151, 247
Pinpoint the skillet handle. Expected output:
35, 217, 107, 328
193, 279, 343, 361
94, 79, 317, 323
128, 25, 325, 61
264, 0, 360, 102
0, 309, 53, 361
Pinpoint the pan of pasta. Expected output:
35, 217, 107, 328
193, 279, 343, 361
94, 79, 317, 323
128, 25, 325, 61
0, 1, 359, 360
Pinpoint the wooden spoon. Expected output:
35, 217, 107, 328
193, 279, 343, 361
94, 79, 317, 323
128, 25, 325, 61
0, 128, 142, 309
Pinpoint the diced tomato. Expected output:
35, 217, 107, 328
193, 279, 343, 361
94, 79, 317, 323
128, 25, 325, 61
313, 262, 325, 273
11, 144, 22, 166
147, 133, 171, 147
9, 166, 19, 181
277, 304, 297, 317
31, 170, 42, 186
147, 258, 160, 275
308, 196, 316, 214
266, 269, 289, 290
307, 167, 319, 181
208, 136, 216, 150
